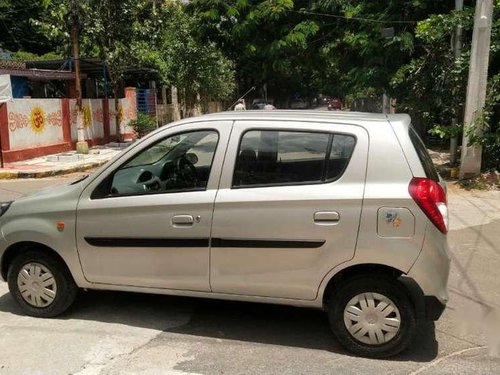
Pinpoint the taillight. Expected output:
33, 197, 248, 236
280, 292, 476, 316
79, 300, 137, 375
409, 177, 448, 234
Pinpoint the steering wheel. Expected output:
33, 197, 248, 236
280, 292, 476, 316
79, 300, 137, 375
175, 155, 198, 187
137, 155, 197, 192
140, 173, 165, 192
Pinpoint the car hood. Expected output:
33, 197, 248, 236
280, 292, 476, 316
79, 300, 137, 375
0, 178, 85, 220
23, 181, 83, 199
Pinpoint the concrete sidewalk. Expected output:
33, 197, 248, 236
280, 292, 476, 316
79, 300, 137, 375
0, 143, 130, 179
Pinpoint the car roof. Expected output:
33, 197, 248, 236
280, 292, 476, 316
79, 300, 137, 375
178, 110, 410, 129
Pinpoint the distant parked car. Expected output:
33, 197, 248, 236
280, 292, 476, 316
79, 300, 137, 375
251, 102, 266, 109
251, 98, 276, 110
252, 102, 276, 110
328, 98, 342, 110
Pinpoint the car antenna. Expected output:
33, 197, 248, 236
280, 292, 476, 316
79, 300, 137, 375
227, 86, 256, 110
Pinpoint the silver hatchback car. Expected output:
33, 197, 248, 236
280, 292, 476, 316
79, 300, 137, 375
0, 111, 450, 358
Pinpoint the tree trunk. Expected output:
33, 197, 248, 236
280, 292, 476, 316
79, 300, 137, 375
113, 83, 122, 142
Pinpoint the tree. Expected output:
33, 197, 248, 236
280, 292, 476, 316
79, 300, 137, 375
391, 9, 473, 137
31, 0, 235, 123
392, 2, 500, 170
188, 0, 323, 105
131, 1, 236, 111
0, 0, 56, 54
36, 0, 145, 140
83, 0, 139, 140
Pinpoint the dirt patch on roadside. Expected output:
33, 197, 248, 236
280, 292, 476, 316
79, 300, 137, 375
429, 148, 499, 192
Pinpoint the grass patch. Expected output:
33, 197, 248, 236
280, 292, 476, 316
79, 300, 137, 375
456, 171, 500, 191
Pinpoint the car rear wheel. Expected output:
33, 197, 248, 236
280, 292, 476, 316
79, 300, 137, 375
7, 251, 78, 317
327, 276, 416, 358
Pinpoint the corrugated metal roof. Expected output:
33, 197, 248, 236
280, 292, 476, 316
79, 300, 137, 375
0, 68, 86, 80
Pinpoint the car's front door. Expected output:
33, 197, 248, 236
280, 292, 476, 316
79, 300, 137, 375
75, 121, 232, 291
210, 120, 368, 300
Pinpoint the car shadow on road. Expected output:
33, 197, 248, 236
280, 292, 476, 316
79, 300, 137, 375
0, 289, 438, 362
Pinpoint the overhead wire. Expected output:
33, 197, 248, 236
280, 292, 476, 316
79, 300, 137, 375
0, 4, 40, 15
286, 9, 417, 25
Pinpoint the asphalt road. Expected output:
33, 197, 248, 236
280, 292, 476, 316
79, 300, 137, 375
0, 176, 499, 375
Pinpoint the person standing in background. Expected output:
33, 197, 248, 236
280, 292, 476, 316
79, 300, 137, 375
234, 99, 246, 111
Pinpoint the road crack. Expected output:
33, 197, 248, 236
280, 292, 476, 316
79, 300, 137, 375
71, 329, 166, 375
408, 346, 486, 375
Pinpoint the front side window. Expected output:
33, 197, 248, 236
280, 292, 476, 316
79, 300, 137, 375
93, 130, 219, 198
233, 130, 355, 188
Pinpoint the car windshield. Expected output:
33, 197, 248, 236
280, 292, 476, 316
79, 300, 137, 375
122, 132, 209, 169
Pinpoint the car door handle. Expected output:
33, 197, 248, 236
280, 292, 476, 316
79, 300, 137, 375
172, 215, 194, 226
314, 211, 340, 224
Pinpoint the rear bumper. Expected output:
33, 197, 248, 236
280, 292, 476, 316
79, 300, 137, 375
424, 296, 446, 321
403, 224, 450, 321
407, 225, 450, 307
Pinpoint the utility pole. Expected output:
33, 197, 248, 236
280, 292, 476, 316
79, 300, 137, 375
382, 93, 391, 114
459, 0, 494, 178
450, 0, 463, 166
70, 0, 89, 154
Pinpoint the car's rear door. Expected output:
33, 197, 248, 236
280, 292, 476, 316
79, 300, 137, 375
210, 120, 368, 300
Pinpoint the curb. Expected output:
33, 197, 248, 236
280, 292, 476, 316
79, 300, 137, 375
0, 161, 108, 180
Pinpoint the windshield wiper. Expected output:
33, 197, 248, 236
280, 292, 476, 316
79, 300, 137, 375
70, 175, 89, 185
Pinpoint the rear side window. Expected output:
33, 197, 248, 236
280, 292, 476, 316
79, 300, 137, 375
409, 127, 439, 181
232, 130, 356, 188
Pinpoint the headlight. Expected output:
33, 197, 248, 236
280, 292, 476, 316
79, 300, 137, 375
0, 201, 12, 217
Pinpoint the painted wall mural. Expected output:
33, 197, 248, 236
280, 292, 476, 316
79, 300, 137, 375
69, 99, 105, 141
2, 93, 138, 161
7, 99, 64, 150
109, 92, 136, 136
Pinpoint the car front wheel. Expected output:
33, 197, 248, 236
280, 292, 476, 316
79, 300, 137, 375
7, 251, 78, 318
328, 276, 416, 358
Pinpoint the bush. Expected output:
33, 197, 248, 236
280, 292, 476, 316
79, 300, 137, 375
482, 133, 500, 171
129, 113, 157, 138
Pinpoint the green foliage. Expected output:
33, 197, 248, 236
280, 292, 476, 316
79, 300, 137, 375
468, 73, 500, 171
27, 0, 236, 106
2, 0, 499, 171
457, 178, 490, 191
309, 0, 451, 100
136, 1, 236, 103
392, 2, 500, 171
428, 123, 462, 139
188, 0, 325, 104
129, 112, 157, 138
391, 7, 472, 139
0, 0, 56, 54
11, 51, 62, 61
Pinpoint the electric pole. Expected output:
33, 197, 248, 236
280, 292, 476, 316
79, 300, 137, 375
459, 0, 494, 178
70, 0, 89, 154
450, 0, 463, 166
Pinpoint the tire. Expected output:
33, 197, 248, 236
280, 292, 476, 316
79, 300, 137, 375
327, 276, 416, 358
7, 251, 78, 318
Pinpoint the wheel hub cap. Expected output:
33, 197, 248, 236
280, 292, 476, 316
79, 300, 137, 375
343, 292, 401, 345
17, 262, 57, 308
366, 314, 378, 324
